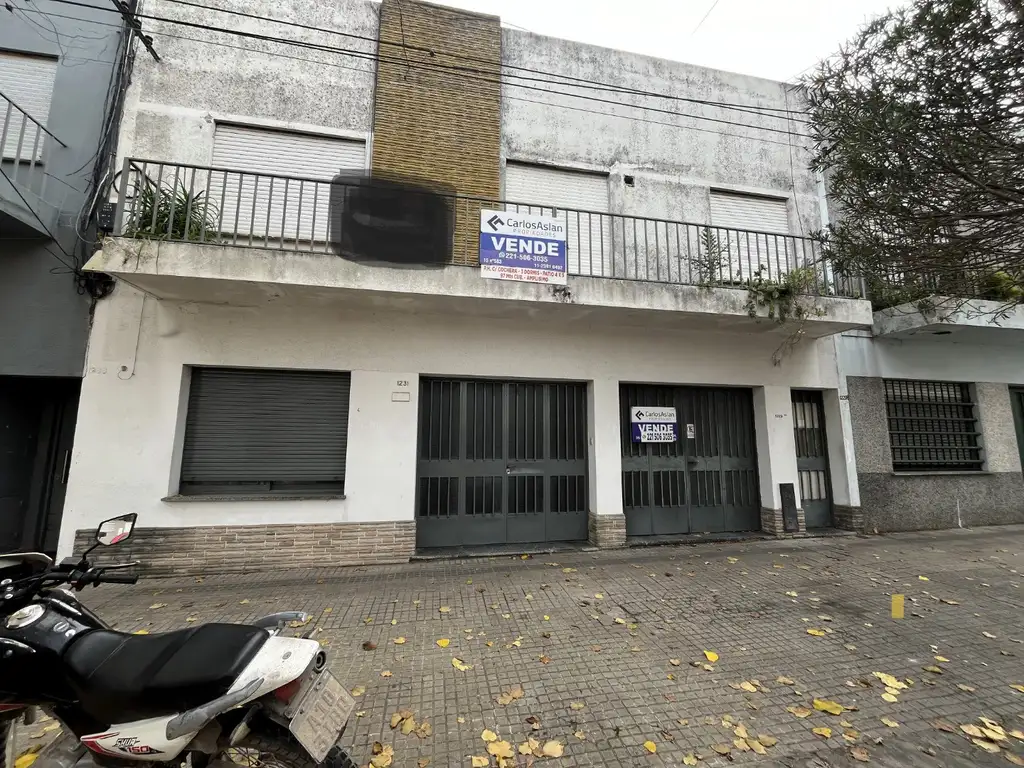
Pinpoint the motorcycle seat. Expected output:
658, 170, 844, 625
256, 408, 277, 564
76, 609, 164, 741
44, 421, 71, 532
63, 623, 269, 725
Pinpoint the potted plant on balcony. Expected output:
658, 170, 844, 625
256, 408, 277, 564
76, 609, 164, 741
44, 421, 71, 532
125, 179, 219, 241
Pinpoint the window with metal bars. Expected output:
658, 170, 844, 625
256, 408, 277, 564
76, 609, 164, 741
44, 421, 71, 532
179, 367, 351, 496
884, 379, 982, 472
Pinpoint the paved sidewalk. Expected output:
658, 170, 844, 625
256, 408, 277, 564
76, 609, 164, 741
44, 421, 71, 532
79, 527, 1024, 767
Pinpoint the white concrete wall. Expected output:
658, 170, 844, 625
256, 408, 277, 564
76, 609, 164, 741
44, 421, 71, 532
59, 287, 846, 555
501, 29, 820, 236
116, 0, 378, 168
838, 331, 1024, 385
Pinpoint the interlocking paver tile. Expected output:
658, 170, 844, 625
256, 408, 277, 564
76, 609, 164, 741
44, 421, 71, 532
66, 526, 1024, 767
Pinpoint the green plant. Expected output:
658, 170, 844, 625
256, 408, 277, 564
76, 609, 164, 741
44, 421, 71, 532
126, 180, 219, 241
979, 270, 1024, 303
694, 228, 729, 287
745, 265, 825, 323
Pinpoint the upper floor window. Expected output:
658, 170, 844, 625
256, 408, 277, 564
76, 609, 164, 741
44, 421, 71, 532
0, 51, 57, 161
884, 379, 982, 472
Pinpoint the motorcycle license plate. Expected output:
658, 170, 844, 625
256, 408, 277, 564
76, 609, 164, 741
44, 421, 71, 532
288, 671, 355, 762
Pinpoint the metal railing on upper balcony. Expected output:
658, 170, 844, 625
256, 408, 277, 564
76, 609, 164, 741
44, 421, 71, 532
1, 90, 66, 190
113, 158, 866, 299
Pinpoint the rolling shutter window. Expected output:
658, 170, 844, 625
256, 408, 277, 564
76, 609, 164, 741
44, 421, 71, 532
710, 191, 792, 281
180, 368, 351, 496
210, 124, 366, 242
504, 162, 611, 277
0, 52, 57, 160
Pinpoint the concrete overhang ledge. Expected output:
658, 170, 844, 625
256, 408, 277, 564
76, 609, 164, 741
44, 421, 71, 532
88, 238, 873, 335
873, 296, 1024, 340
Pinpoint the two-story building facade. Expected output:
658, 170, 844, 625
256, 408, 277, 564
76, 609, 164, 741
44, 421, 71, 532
58, 0, 876, 573
0, 1, 130, 554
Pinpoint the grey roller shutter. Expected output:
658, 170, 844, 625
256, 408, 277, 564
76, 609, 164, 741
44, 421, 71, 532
0, 51, 57, 160
709, 191, 792, 281
210, 124, 366, 242
504, 162, 611, 277
180, 368, 351, 495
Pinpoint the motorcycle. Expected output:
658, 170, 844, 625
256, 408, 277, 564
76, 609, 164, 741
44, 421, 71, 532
0, 514, 356, 768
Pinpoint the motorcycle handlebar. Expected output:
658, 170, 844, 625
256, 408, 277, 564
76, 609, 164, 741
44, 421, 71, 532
96, 571, 139, 585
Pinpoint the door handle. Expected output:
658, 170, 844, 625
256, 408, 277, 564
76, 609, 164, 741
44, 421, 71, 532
60, 450, 72, 484
685, 457, 698, 465
507, 466, 544, 476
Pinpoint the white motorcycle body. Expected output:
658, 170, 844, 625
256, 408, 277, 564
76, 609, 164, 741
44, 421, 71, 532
80, 636, 319, 762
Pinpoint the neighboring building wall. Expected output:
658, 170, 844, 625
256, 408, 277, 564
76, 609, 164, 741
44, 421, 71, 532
841, 332, 1024, 531
115, 0, 377, 168
370, 0, 502, 265
59, 287, 844, 572
501, 30, 820, 236
0, 0, 124, 377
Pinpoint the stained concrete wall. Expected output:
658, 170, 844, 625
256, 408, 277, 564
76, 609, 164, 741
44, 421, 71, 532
501, 29, 820, 236
0, 0, 124, 376
115, 0, 378, 167
847, 375, 1024, 532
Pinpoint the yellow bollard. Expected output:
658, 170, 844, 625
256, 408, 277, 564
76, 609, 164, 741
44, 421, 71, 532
891, 594, 905, 620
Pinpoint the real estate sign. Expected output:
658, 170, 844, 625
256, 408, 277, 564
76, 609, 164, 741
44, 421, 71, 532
479, 209, 567, 285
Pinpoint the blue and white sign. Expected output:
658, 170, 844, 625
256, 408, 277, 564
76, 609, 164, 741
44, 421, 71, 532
630, 406, 678, 443
479, 209, 567, 285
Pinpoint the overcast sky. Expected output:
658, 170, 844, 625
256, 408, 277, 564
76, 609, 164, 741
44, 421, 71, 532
439, 0, 901, 82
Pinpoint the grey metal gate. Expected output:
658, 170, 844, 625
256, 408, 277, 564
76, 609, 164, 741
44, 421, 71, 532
1011, 388, 1024, 472
792, 390, 832, 529
416, 378, 588, 548
620, 384, 759, 536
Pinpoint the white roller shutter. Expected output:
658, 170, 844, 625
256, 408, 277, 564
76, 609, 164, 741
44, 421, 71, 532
210, 124, 366, 242
504, 162, 611, 277
0, 52, 57, 160
710, 191, 793, 281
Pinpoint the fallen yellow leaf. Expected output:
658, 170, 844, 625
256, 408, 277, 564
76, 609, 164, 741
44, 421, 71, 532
149, 603, 166, 610
682, 753, 698, 765
15, 754, 40, 768
704, 650, 719, 662
739, 681, 757, 693
394, 637, 406, 645
380, 670, 392, 678
961, 724, 985, 738
806, 628, 826, 636
785, 591, 798, 597
541, 741, 564, 758
573, 730, 585, 741
873, 672, 906, 689
813, 699, 845, 715
758, 735, 778, 747
850, 746, 870, 762
957, 683, 976, 693
733, 738, 750, 752
486, 741, 514, 759
734, 725, 749, 739
787, 706, 812, 718
669, 658, 681, 666
569, 701, 586, 710
481, 729, 498, 743
748, 739, 767, 755
812, 727, 832, 739
439, 606, 451, 614
471, 758, 488, 768
971, 739, 1000, 754
643, 740, 657, 754
351, 686, 366, 696
1011, 684, 1024, 693
710, 744, 731, 756
918, 576, 929, 581
881, 693, 898, 703
132, 629, 150, 635
452, 658, 473, 671
922, 665, 943, 674
934, 655, 949, 662
437, 638, 450, 648
1005, 754, 1024, 766
881, 717, 899, 728
776, 676, 795, 685
390, 619, 397, 626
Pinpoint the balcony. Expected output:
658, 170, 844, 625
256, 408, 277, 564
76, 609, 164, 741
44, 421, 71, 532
0, 90, 67, 236
87, 159, 873, 335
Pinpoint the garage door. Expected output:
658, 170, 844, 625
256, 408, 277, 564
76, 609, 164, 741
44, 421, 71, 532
710, 190, 792, 282
621, 384, 759, 536
416, 378, 588, 548
210, 124, 366, 242
504, 162, 611, 278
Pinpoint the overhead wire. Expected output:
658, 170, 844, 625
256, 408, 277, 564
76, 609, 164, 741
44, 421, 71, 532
155, 0, 808, 120
39, 0, 812, 138
22, 6, 810, 149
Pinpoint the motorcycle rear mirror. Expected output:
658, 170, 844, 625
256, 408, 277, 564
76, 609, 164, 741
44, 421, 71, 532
95, 514, 138, 546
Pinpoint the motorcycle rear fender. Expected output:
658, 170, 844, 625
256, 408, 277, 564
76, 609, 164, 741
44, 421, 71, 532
80, 637, 321, 762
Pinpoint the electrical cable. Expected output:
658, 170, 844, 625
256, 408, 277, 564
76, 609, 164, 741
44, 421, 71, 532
156, 0, 808, 120
0, 166, 80, 272
21, 5, 812, 151
38, 0, 811, 137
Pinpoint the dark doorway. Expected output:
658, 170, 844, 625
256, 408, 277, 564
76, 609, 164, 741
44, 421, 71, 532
0, 377, 80, 554
792, 389, 833, 529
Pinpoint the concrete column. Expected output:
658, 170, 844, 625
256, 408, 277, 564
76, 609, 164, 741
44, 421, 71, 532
753, 385, 803, 535
587, 378, 625, 547
823, 387, 863, 530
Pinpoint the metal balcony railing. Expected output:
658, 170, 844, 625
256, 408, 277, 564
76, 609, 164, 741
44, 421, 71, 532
113, 158, 866, 298
1, 90, 65, 182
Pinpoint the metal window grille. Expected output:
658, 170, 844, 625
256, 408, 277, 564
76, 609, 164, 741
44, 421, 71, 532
884, 379, 982, 472
180, 367, 350, 495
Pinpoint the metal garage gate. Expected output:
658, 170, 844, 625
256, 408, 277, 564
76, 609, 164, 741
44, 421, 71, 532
621, 384, 759, 536
792, 390, 833, 529
416, 378, 589, 549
